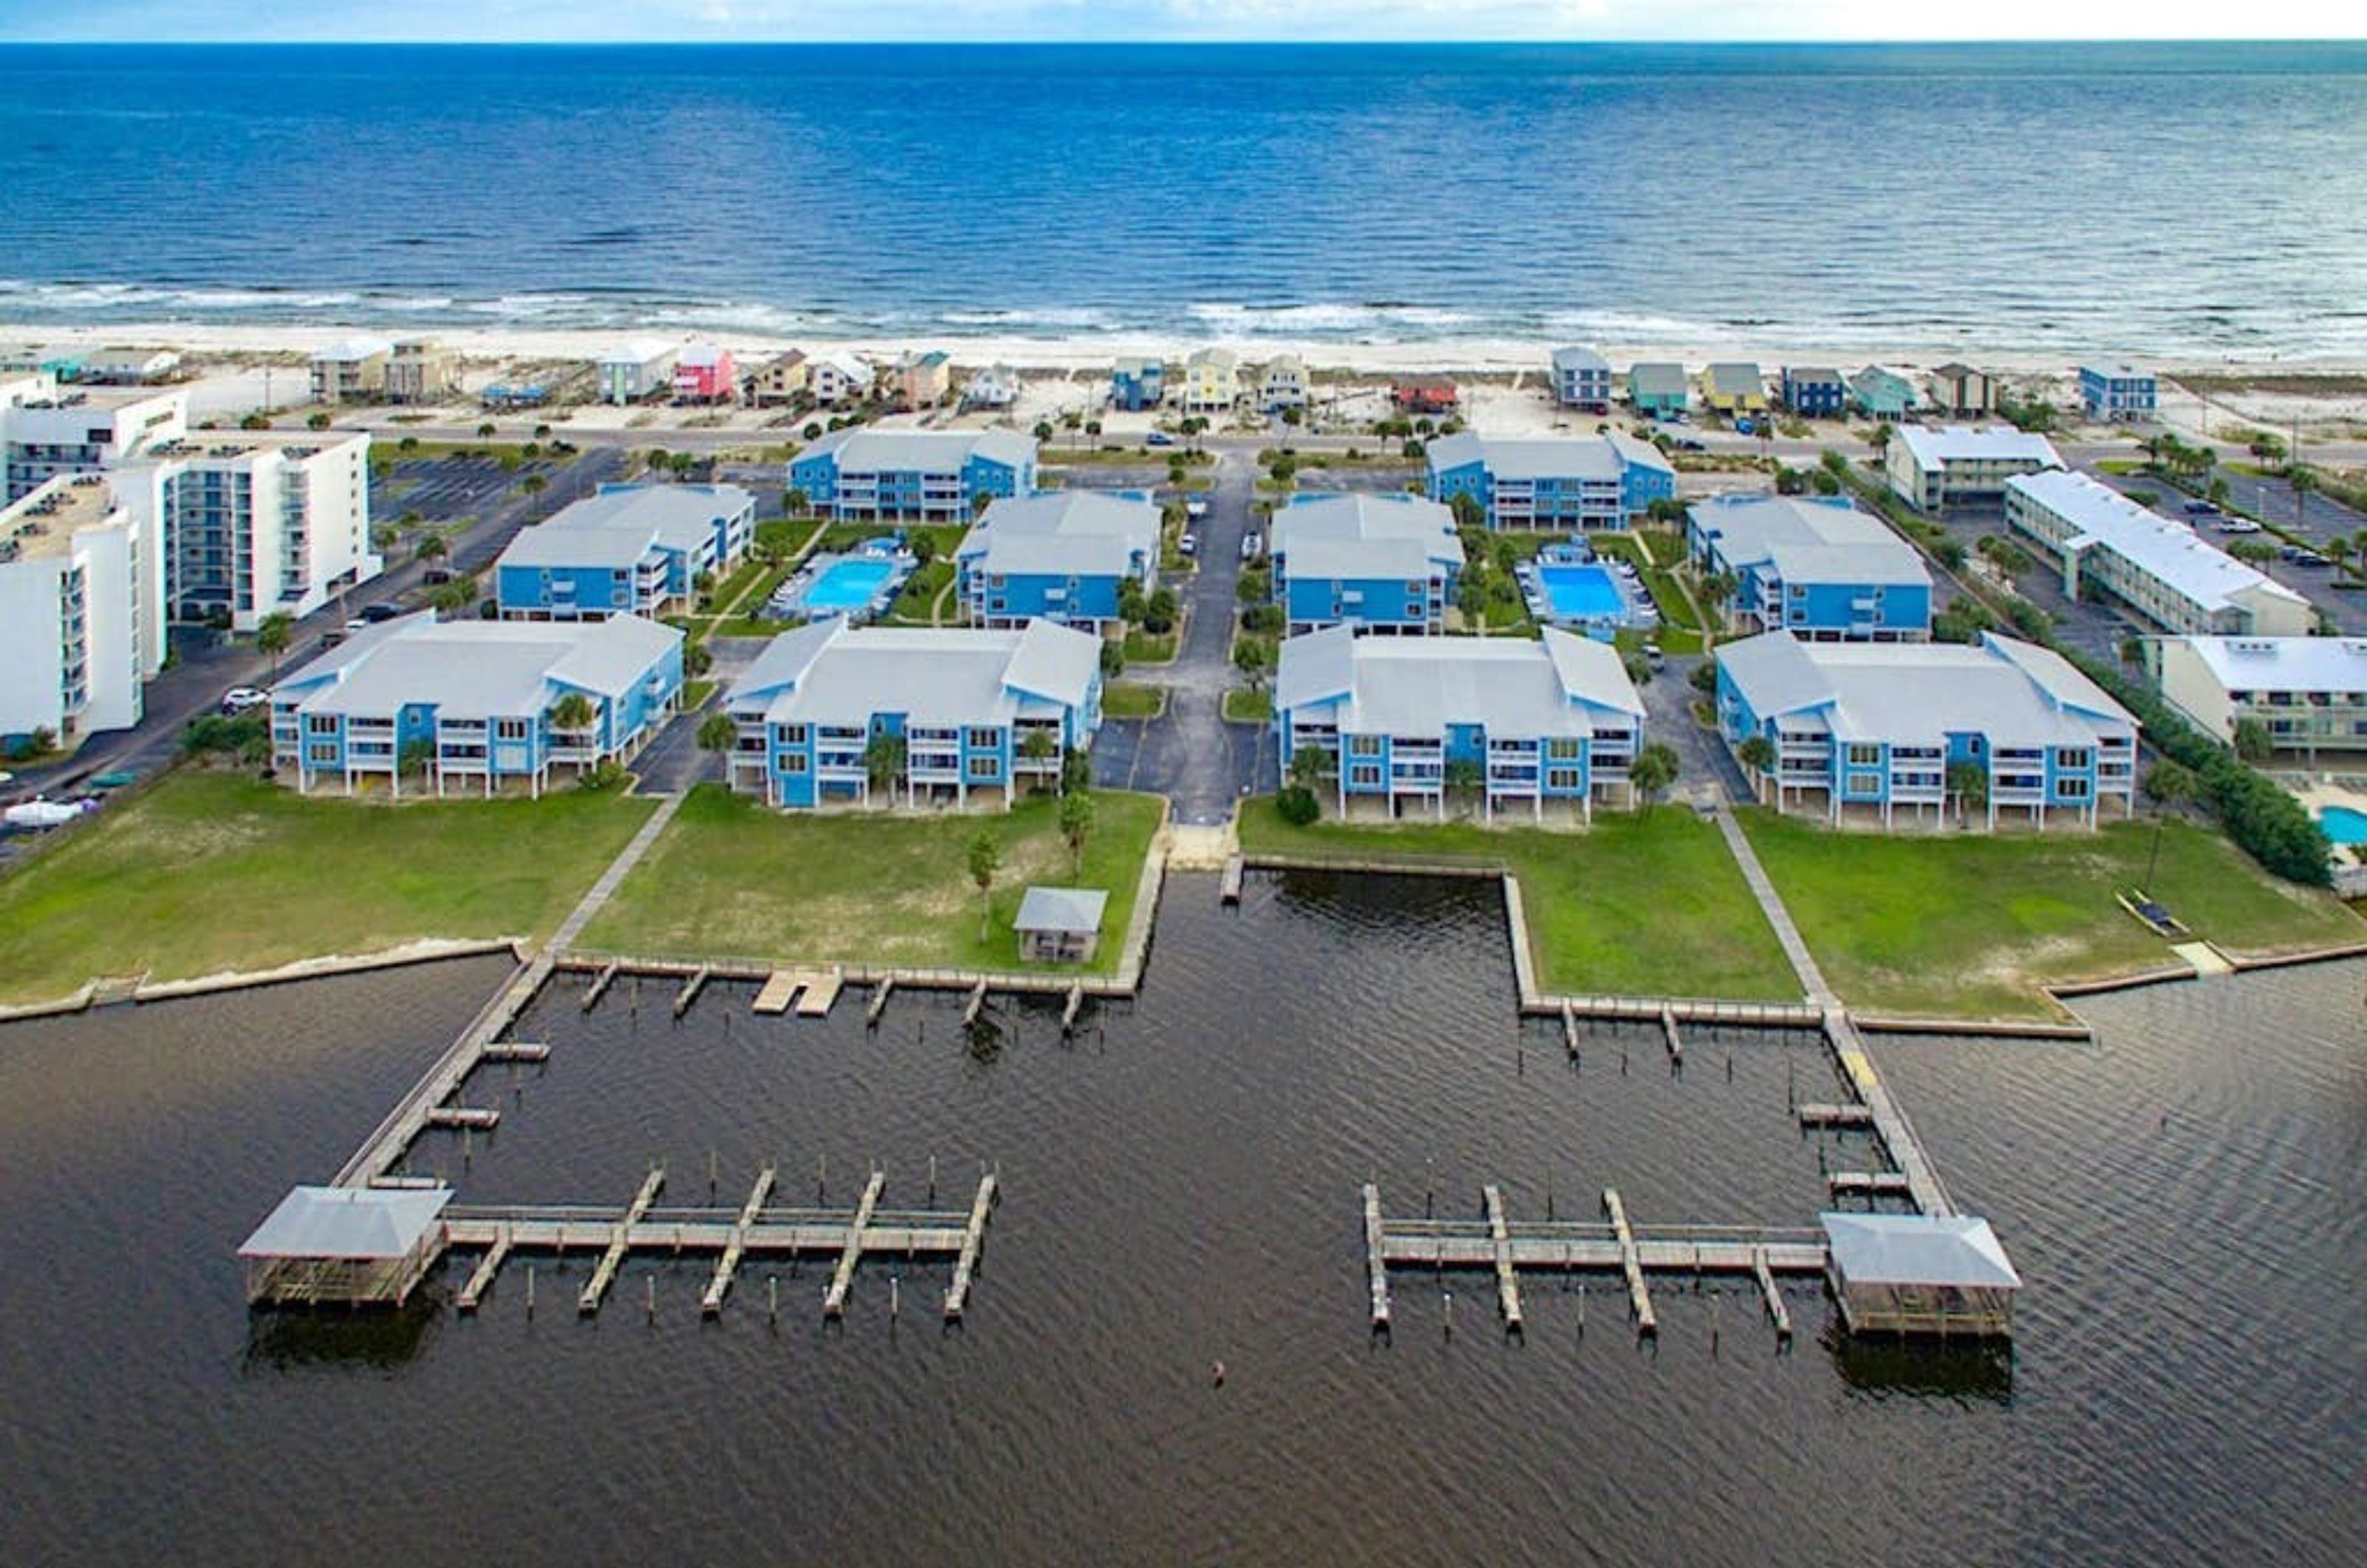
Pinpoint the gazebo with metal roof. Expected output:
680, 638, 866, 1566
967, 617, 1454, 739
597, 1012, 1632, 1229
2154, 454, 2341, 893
238, 1185, 453, 1307
1013, 887, 1108, 964
1822, 1212, 2022, 1337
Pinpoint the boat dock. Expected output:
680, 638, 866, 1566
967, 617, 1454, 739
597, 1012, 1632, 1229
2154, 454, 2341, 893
1796, 1102, 1875, 1129
1060, 981, 1085, 1035
581, 963, 618, 1012
1821, 1009, 1951, 1216
866, 979, 894, 1027
1220, 856, 1245, 905
672, 965, 711, 1018
482, 1041, 550, 1064
438, 1169, 1001, 1321
1365, 1183, 1826, 1337
425, 1106, 500, 1131
822, 1170, 888, 1319
754, 968, 845, 1017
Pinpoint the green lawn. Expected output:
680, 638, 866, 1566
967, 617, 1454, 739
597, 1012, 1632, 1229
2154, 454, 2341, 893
1740, 809, 2364, 1018
1236, 797, 1798, 1000
1102, 682, 1166, 720
1221, 688, 1273, 723
581, 785, 1166, 975
0, 771, 656, 1004
1124, 628, 1179, 665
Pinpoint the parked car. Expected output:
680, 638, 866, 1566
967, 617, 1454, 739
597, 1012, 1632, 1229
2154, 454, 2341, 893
358, 602, 402, 624
1185, 499, 1209, 519
1145, 430, 1176, 447
2214, 518, 2263, 534
1178, 532, 1198, 557
220, 686, 269, 714
1675, 438, 1707, 453
2291, 550, 2332, 569
1241, 531, 1261, 561
2183, 499, 2219, 515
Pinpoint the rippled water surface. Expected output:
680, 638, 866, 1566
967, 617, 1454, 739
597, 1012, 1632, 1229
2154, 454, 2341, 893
1, 875, 2361, 1566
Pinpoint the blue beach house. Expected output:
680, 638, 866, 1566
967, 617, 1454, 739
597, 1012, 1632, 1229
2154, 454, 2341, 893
1715, 630, 2137, 830
956, 490, 1161, 634
2079, 363, 2158, 423
496, 484, 754, 621
1780, 367, 1848, 418
1426, 432, 1674, 530
1111, 357, 1166, 412
1849, 366, 1916, 422
722, 618, 1103, 811
789, 429, 1036, 523
269, 611, 683, 797
1551, 346, 1614, 411
1269, 493, 1463, 635
1629, 362, 1689, 417
1274, 624, 1646, 823
1685, 495, 1931, 641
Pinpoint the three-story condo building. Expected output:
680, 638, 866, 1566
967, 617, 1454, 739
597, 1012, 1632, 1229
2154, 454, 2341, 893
2150, 635, 2367, 755
1269, 493, 1464, 635
723, 618, 1103, 811
1551, 346, 1614, 412
0, 476, 163, 746
2079, 363, 2158, 422
1780, 366, 1848, 417
270, 612, 683, 797
496, 484, 755, 621
1685, 494, 1931, 641
1716, 630, 2138, 830
125, 430, 377, 631
956, 490, 1160, 634
1426, 431, 1675, 530
789, 429, 1036, 522
2005, 469, 2312, 638
1885, 425, 2063, 512
1274, 624, 1646, 823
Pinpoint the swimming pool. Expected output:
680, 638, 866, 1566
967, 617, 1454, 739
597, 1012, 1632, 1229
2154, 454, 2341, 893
805, 556, 898, 614
1537, 564, 1626, 621
2317, 804, 2367, 845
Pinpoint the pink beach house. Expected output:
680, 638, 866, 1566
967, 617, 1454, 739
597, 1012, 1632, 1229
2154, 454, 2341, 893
674, 344, 737, 404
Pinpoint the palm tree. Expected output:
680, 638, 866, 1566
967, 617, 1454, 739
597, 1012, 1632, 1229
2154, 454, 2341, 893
1629, 742, 1679, 811
864, 731, 907, 807
1736, 732, 1776, 800
1020, 726, 1058, 786
416, 533, 449, 564
695, 711, 737, 776
548, 692, 598, 760
1947, 760, 1988, 825
966, 831, 1000, 941
1058, 790, 1095, 875
2289, 464, 2319, 529
1444, 756, 1485, 819
255, 612, 294, 680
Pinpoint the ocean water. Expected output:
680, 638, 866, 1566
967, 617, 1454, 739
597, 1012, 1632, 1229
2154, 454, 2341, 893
1, 42, 2366, 360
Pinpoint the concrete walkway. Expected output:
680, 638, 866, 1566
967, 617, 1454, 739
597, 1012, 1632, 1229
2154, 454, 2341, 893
550, 789, 685, 953
1711, 805, 1833, 1007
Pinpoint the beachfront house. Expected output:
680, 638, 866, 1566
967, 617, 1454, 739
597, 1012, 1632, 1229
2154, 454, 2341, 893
956, 490, 1160, 634
790, 429, 1036, 523
495, 483, 756, 621
1552, 347, 1614, 412
309, 337, 395, 405
1274, 624, 1646, 823
1849, 366, 1916, 422
1885, 425, 2063, 512
1182, 348, 1240, 413
1, 385, 188, 501
1715, 629, 2138, 829
77, 348, 180, 386
1629, 362, 1689, 419
2079, 363, 2158, 423
1684, 494, 1931, 641
596, 340, 680, 405
807, 353, 874, 405
0, 475, 163, 747
387, 339, 462, 405
1260, 355, 1310, 413
2005, 469, 2313, 638
891, 351, 953, 408
964, 363, 1021, 410
1392, 379, 1459, 416
746, 351, 811, 406
1928, 363, 1998, 418
1269, 493, 1463, 636
2150, 635, 2367, 755
1425, 430, 1674, 530
270, 610, 683, 797
124, 430, 377, 630
1704, 363, 1769, 417
722, 618, 1102, 811
1780, 366, 1848, 418
672, 344, 737, 404
1111, 357, 1166, 411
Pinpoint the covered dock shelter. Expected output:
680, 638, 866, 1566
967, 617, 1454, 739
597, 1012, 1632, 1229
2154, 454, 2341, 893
1822, 1212, 2021, 1337
1014, 887, 1107, 964
238, 1185, 452, 1307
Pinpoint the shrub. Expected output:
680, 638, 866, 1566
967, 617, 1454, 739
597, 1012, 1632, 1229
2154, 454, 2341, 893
1276, 785, 1321, 825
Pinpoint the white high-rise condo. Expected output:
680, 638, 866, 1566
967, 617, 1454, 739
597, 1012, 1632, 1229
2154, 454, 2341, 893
0, 474, 165, 746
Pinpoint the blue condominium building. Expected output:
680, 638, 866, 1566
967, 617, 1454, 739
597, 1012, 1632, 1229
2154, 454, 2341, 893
1684, 494, 1931, 641
269, 611, 684, 797
956, 490, 1160, 634
1550, 346, 1614, 411
495, 484, 754, 621
1425, 431, 1675, 530
723, 618, 1102, 811
1274, 624, 1646, 823
789, 428, 1036, 522
2079, 363, 2158, 422
1269, 493, 1465, 635
1715, 630, 2137, 829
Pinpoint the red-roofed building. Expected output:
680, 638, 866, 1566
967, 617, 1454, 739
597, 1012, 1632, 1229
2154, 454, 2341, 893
1392, 379, 1459, 416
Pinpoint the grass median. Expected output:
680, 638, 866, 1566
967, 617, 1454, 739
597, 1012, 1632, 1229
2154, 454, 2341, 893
0, 771, 656, 1004
1740, 808, 2364, 1018
1236, 797, 1799, 1000
580, 785, 1165, 975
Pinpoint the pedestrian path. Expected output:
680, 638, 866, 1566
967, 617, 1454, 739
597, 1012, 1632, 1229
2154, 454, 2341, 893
1710, 805, 1832, 1005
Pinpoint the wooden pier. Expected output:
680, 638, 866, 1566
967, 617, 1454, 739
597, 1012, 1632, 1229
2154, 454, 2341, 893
581, 963, 619, 1012
796, 971, 842, 1017
425, 1106, 501, 1131
1822, 1009, 1952, 1216
1365, 1184, 1826, 1338
456, 1225, 513, 1313
1796, 1102, 1875, 1129
1561, 999, 1580, 1057
482, 1041, 551, 1064
579, 1167, 667, 1314
1220, 856, 1245, 905
942, 1172, 999, 1321
754, 970, 800, 1015
701, 1166, 778, 1314
1659, 1005, 1684, 1064
672, 965, 711, 1018
822, 1169, 887, 1319
962, 978, 989, 1026
1060, 981, 1085, 1035
1827, 1170, 1917, 1201
866, 979, 894, 1027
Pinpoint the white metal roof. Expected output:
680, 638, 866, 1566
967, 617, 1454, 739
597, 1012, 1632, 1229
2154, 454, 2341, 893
2174, 635, 2367, 695
311, 335, 395, 362
1551, 345, 1610, 373
1274, 493, 1463, 582
596, 339, 678, 367
727, 619, 1098, 728
794, 427, 1033, 473
1897, 424, 2064, 469
278, 613, 681, 720
1426, 432, 1625, 482
239, 1184, 451, 1260
1821, 1212, 2022, 1290
676, 342, 729, 368
1277, 624, 1642, 735
2010, 470, 2308, 618
1691, 495, 1926, 588
1718, 629, 2136, 748
957, 490, 1158, 579
1014, 886, 1107, 934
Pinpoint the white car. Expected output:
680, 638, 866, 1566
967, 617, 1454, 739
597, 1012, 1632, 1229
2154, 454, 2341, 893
1178, 532, 1198, 557
2214, 518, 2263, 534
220, 686, 269, 714
1186, 499, 1209, 520
1240, 532, 1261, 561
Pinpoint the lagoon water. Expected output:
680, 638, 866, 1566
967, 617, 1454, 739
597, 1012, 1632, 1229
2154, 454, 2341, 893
3, 43, 2367, 361
1, 872, 2362, 1565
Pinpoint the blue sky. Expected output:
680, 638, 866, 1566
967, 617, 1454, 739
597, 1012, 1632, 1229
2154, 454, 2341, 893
0, 0, 2356, 41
